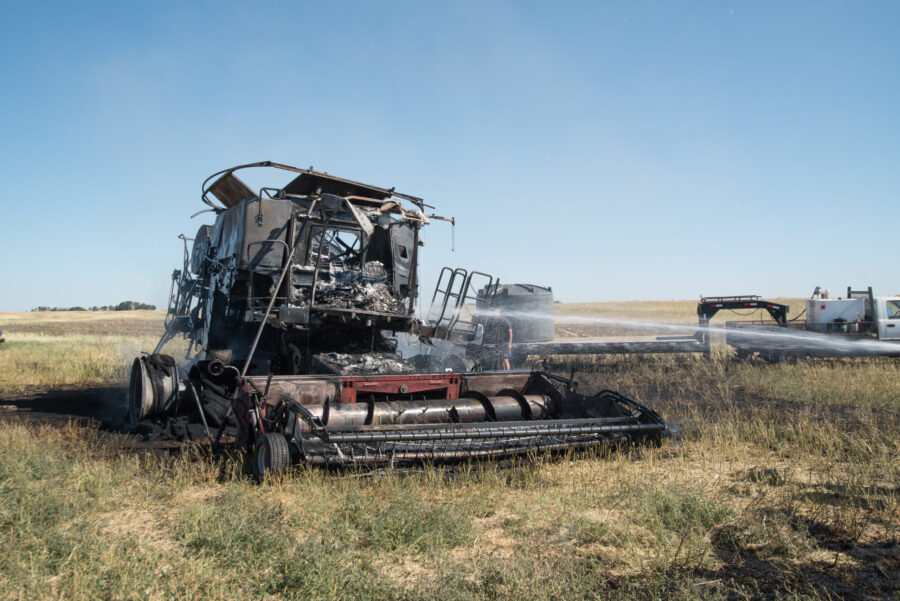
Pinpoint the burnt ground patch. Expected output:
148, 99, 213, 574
0, 385, 128, 428
0, 386, 229, 450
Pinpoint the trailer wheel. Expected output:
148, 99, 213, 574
253, 433, 290, 481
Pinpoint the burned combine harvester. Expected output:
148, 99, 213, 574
129, 162, 667, 478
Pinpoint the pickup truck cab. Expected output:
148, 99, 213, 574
875, 297, 900, 340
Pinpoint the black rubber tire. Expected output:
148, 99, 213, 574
253, 433, 291, 481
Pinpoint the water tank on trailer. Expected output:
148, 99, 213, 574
476, 284, 555, 343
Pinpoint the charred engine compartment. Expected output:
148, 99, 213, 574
159, 161, 436, 375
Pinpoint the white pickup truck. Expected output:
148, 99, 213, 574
723, 287, 900, 360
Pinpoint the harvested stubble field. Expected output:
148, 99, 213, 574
0, 306, 897, 601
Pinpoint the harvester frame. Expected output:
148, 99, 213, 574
128, 161, 670, 479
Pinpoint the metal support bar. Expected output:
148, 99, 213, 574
187, 379, 212, 441
241, 236, 295, 377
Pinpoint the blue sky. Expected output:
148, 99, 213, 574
1, 1, 898, 311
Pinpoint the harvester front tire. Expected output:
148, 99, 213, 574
253, 433, 290, 481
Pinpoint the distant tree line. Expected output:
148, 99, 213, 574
31, 301, 157, 312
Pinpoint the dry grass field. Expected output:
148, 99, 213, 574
0, 306, 897, 600
0, 311, 164, 395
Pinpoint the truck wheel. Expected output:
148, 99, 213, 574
253, 433, 290, 481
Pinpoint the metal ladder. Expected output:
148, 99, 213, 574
426, 267, 497, 342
